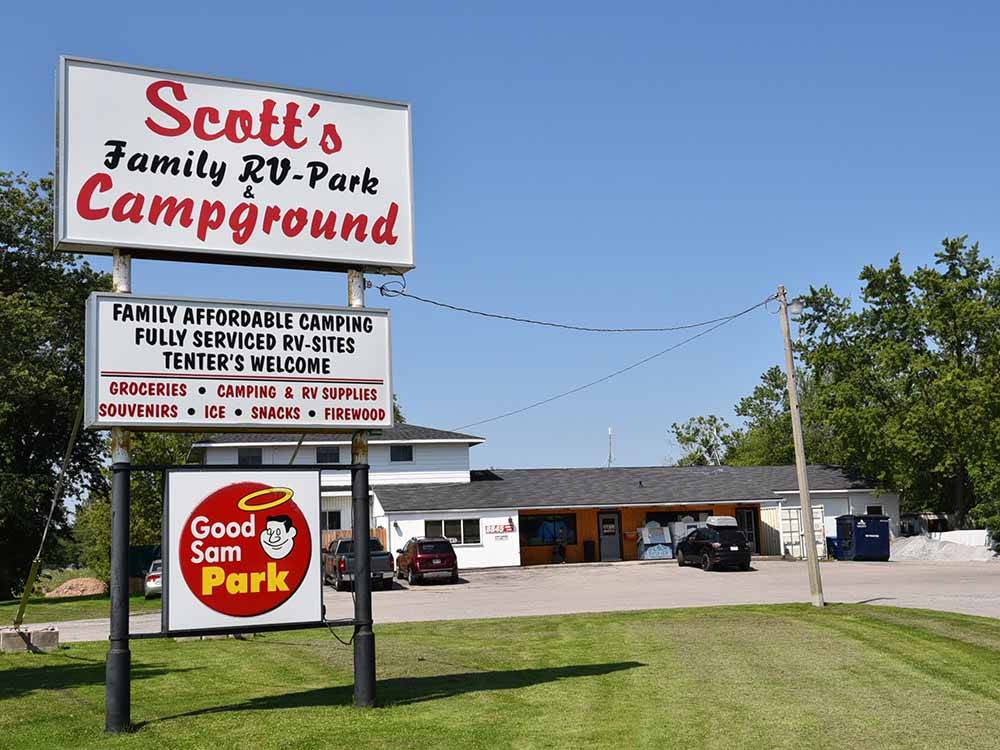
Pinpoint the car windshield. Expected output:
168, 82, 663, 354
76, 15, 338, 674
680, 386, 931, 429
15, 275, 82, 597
718, 529, 747, 543
336, 540, 384, 553
418, 541, 453, 554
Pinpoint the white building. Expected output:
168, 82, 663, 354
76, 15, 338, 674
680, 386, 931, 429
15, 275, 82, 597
191, 426, 900, 569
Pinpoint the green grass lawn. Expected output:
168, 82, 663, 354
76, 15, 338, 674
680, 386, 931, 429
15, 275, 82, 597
0, 593, 161, 626
3, 604, 999, 750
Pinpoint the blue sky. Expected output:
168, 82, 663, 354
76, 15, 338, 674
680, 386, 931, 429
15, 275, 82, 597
4, 1, 1000, 469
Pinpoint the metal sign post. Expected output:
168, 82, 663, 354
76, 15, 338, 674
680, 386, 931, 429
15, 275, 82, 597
348, 269, 376, 707
106, 249, 132, 733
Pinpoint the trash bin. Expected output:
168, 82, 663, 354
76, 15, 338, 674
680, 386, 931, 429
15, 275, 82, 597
583, 540, 596, 563
835, 515, 890, 561
826, 536, 841, 560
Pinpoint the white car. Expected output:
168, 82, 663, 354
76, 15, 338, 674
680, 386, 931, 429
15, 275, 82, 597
144, 559, 163, 599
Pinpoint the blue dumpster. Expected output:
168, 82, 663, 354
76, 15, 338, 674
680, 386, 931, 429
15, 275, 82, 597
835, 515, 890, 561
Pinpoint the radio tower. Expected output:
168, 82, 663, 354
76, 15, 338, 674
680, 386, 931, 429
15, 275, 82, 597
607, 427, 614, 468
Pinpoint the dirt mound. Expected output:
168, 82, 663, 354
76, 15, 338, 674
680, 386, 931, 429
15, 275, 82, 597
891, 535, 997, 562
44, 577, 108, 598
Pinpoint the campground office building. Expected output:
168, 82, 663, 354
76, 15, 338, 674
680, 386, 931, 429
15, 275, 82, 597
192, 425, 900, 569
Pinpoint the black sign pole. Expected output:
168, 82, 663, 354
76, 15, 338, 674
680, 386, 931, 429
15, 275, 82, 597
105, 249, 132, 733
351, 461, 375, 706
348, 267, 375, 707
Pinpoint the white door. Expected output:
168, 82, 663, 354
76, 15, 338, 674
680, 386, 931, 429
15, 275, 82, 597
780, 506, 826, 560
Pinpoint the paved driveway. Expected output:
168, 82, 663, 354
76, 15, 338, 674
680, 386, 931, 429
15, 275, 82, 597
49, 559, 1000, 642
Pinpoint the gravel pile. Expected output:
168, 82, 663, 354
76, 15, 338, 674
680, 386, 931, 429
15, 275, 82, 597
891, 535, 997, 562
44, 577, 108, 598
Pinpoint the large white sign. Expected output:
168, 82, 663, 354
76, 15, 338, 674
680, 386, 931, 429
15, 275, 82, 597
56, 57, 414, 273
165, 470, 322, 633
85, 292, 393, 431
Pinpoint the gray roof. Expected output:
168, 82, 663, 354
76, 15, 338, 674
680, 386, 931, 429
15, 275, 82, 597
192, 423, 484, 446
375, 465, 867, 513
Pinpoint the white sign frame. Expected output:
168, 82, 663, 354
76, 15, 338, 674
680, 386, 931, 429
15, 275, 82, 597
163, 468, 322, 634
84, 292, 394, 432
55, 56, 414, 273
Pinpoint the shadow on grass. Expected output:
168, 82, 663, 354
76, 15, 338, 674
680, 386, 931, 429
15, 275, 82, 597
0, 658, 197, 700
142, 661, 644, 726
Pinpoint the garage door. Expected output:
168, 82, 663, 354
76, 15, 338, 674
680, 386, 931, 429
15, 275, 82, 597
780, 506, 826, 560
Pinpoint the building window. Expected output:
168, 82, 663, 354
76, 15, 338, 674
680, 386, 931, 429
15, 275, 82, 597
424, 518, 481, 545
390, 445, 414, 462
321, 510, 343, 530
237, 447, 262, 465
866, 505, 884, 516
520, 514, 577, 547
316, 446, 341, 464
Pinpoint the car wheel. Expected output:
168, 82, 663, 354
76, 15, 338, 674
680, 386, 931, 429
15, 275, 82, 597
335, 575, 346, 592
382, 577, 393, 591
702, 554, 713, 572
740, 561, 751, 571
450, 569, 459, 584
408, 568, 419, 586
676, 550, 685, 567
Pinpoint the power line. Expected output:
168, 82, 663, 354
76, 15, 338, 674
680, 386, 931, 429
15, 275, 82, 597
378, 279, 771, 333
453, 295, 774, 431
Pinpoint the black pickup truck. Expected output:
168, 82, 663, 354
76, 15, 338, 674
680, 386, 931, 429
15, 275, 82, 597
323, 538, 395, 591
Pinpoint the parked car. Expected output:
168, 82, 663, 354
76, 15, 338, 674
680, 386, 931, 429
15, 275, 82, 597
143, 559, 163, 599
324, 538, 395, 591
676, 526, 752, 571
395, 536, 459, 585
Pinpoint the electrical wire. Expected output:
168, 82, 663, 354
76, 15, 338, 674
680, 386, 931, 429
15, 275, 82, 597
379, 278, 772, 333
453, 296, 774, 431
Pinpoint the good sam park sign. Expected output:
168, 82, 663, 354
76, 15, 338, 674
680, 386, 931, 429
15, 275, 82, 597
52, 56, 406, 724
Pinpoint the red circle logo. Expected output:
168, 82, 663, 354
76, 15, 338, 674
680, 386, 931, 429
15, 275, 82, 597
178, 482, 312, 617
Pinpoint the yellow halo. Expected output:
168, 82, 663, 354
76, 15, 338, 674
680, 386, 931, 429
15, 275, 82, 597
237, 487, 293, 512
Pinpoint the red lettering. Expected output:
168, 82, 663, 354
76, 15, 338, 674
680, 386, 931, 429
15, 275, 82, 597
229, 202, 258, 245
197, 200, 226, 241
371, 202, 399, 245
145, 80, 190, 137
340, 213, 368, 242
148, 195, 195, 227
262, 205, 282, 234
111, 192, 144, 224
76, 172, 112, 220
281, 208, 307, 237
193, 107, 224, 141
310, 210, 338, 239
319, 123, 343, 154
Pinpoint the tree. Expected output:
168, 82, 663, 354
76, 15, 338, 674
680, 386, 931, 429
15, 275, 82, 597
798, 237, 1000, 525
392, 393, 405, 423
0, 172, 110, 599
725, 366, 840, 467
670, 415, 733, 465
75, 432, 203, 580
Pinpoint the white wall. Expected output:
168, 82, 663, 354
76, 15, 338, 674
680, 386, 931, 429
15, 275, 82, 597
768, 491, 901, 538
385, 510, 522, 569
201, 442, 472, 487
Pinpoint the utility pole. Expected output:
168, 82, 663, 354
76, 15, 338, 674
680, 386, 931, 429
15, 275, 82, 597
106, 250, 132, 732
348, 269, 376, 707
777, 285, 824, 608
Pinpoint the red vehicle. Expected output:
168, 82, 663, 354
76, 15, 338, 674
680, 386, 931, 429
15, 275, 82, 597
395, 536, 459, 585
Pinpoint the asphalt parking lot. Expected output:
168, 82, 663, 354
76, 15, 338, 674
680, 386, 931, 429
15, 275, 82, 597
50, 558, 1000, 642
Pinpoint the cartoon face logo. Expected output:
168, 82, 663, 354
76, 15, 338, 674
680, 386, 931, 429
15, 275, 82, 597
260, 515, 297, 559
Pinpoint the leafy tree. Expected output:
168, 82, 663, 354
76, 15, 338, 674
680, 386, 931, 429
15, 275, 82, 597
726, 366, 840, 467
0, 172, 110, 599
798, 237, 1000, 525
670, 415, 733, 465
75, 432, 202, 579
392, 393, 405, 423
